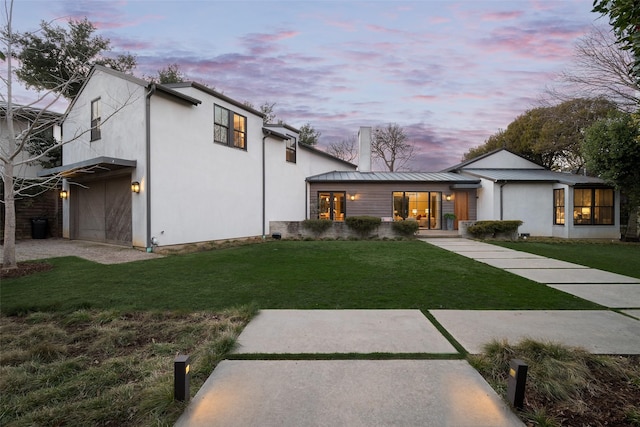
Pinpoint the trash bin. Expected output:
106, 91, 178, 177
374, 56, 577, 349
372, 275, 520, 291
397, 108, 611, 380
31, 218, 48, 239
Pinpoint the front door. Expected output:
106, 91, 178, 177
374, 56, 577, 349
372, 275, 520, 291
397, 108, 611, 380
453, 191, 469, 230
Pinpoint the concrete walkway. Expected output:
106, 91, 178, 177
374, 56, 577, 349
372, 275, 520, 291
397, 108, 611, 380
176, 238, 640, 427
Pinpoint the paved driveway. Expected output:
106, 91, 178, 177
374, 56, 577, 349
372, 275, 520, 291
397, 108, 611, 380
1, 239, 162, 264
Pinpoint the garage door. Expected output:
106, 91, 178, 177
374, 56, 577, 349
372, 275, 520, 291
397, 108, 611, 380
75, 176, 132, 245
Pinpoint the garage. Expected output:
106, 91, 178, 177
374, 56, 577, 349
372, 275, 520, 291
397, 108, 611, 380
73, 175, 132, 246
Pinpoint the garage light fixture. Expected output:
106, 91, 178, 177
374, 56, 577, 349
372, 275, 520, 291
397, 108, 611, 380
131, 181, 140, 193
59, 190, 68, 199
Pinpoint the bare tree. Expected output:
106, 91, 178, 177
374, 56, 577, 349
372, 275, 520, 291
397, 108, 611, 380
326, 134, 358, 162
1, 2, 138, 269
372, 123, 415, 171
548, 26, 639, 111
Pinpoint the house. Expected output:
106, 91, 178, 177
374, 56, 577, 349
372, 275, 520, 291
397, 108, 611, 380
305, 128, 619, 239
445, 148, 620, 239
41, 65, 355, 250
1, 103, 63, 239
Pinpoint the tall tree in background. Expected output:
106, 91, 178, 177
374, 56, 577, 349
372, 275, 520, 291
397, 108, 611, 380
298, 122, 320, 145
260, 102, 277, 124
12, 17, 136, 99
464, 98, 618, 172
326, 134, 358, 162
550, 26, 638, 111
153, 63, 185, 84
592, 0, 640, 84
372, 123, 414, 171
583, 111, 640, 239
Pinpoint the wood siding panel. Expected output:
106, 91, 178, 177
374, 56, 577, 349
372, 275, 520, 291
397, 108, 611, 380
309, 182, 477, 221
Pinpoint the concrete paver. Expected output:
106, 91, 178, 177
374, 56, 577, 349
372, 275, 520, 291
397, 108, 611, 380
234, 309, 456, 354
505, 268, 640, 284
623, 310, 640, 320
430, 310, 640, 354
477, 258, 588, 269
175, 359, 524, 427
549, 284, 640, 308
454, 250, 546, 259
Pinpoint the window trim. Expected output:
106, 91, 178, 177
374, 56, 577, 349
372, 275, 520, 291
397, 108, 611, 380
214, 104, 247, 150
573, 187, 614, 226
553, 188, 565, 225
90, 98, 101, 141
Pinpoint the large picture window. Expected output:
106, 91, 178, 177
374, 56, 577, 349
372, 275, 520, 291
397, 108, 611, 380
90, 98, 101, 141
573, 188, 614, 225
214, 104, 246, 150
553, 189, 565, 225
318, 192, 345, 221
393, 191, 441, 229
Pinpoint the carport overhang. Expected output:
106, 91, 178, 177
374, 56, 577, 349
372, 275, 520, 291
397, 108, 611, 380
38, 156, 137, 179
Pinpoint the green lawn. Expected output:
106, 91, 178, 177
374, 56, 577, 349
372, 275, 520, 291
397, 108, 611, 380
2, 240, 602, 314
492, 239, 640, 279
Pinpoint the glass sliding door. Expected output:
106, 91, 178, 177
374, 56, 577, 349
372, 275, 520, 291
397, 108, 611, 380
392, 191, 442, 229
318, 192, 346, 221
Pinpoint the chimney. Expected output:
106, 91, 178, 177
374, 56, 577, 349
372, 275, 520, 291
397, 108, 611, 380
358, 126, 372, 172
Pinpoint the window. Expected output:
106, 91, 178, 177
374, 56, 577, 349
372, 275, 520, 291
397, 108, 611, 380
573, 188, 614, 225
553, 189, 565, 225
318, 192, 345, 221
215, 104, 246, 149
286, 135, 296, 163
393, 191, 441, 229
90, 99, 101, 141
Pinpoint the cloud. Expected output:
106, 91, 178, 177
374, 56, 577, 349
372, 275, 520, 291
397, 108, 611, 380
481, 11, 524, 21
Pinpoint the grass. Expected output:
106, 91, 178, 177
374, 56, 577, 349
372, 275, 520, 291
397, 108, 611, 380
469, 339, 640, 426
491, 238, 640, 279
2, 239, 634, 426
0, 306, 256, 426
0, 240, 602, 315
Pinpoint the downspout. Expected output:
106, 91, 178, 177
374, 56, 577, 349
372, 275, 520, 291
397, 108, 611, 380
499, 181, 506, 220
145, 85, 155, 251
262, 133, 267, 239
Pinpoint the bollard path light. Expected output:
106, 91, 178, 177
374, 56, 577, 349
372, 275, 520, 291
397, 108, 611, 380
507, 359, 528, 410
174, 355, 191, 401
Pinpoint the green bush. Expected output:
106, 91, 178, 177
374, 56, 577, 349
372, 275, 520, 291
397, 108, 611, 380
392, 220, 419, 237
443, 213, 456, 220
301, 219, 333, 236
345, 216, 381, 237
467, 220, 523, 238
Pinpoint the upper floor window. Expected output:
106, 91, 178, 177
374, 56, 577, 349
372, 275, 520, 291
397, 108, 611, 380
286, 135, 296, 163
553, 189, 565, 225
90, 98, 101, 141
214, 104, 246, 150
574, 188, 614, 225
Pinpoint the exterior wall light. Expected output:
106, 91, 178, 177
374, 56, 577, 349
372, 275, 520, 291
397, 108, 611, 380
445, 194, 452, 201
350, 195, 356, 201
131, 181, 140, 193
59, 190, 68, 199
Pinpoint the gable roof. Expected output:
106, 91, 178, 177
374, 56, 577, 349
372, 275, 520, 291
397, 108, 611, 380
166, 82, 264, 118
307, 170, 480, 184
442, 148, 544, 172
299, 144, 357, 168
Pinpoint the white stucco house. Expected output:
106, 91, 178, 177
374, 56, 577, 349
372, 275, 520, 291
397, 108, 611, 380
306, 129, 619, 240
41, 65, 355, 250
445, 149, 620, 239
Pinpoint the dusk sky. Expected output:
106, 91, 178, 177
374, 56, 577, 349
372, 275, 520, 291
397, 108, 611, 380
8, 1, 607, 170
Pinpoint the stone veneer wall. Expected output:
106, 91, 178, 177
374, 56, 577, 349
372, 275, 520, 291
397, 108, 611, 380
270, 221, 402, 240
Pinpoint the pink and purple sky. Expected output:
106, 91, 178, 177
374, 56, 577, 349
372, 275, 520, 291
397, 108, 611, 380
8, 0, 607, 170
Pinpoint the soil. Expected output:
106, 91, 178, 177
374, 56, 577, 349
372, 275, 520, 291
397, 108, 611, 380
1, 262, 54, 279
520, 355, 640, 427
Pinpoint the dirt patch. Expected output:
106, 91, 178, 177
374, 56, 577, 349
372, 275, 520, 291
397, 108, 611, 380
1, 262, 54, 279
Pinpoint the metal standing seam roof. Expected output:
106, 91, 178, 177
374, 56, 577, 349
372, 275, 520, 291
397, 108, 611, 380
306, 171, 481, 183
460, 169, 609, 185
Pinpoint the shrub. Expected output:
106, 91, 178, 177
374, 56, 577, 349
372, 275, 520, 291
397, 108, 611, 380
443, 213, 456, 220
345, 216, 381, 237
467, 220, 523, 238
301, 219, 333, 236
392, 220, 419, 237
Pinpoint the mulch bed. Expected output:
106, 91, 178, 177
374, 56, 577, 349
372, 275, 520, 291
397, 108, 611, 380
1, 262, 54, 279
